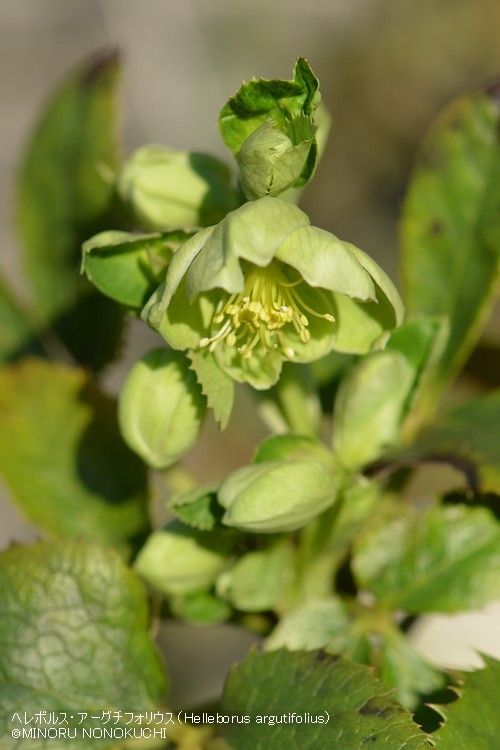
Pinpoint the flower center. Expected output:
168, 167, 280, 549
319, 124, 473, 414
199, 263, 335, 360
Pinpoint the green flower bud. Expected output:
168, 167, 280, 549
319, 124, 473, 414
135, 521, 233, 595
216, 538, 294, 612
119, 348, 205, 468
143, 197, 404, 389
219, 58, 330, 201
237, 116, 316, 201
118, 145, 239, 230
218, 458, 340, 533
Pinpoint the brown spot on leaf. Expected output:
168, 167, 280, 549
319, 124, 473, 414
429, 219, 444, 235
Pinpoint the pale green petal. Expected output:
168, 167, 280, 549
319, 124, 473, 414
142, 226, 215, 330
278, 286, 337, 362
150, 282, 216, 350
346, 242, 405, 326
214, 343, 284, 390
185, 197, 310, 296
276, 226, 376, 300
330, 293, 397, 354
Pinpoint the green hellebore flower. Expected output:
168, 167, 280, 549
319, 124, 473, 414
143, 197, 404, 390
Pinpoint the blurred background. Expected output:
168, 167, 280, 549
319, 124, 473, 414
1, 0, 500, 705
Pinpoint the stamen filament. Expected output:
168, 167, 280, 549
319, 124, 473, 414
199, 262, 335, 360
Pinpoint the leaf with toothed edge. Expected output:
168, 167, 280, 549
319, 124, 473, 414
434, 656, 500, 749
219, 58, 320, 157
353, 503, 500, 613
219, 649, 433, 749
188, 348, 234, 429
169, 484, 223, 531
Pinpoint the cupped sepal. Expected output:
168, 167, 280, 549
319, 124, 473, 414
82, 229, 191, 309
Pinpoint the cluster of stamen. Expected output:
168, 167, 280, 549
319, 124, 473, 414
199, 263, 335, 360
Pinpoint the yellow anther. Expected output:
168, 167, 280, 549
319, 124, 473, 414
199, 263, 335, 360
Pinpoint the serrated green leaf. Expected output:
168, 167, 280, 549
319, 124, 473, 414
219, 58, 320, 156
0, 359, 148, 556
82, 229, 191, 309
219, 650, 433, 749
169, 484, 223, 531
353, 504, 500, 612
380, 630, 445, 711
17, 48, 121, 321
0, 540, 167, 750
434, 657, 500, 749
264, 599, 443, 710
188, 348, 234, 429
265, 597, 350, 652
405, 390, 500, 494
401, 86, 500, 400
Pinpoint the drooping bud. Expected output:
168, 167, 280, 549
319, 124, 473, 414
119, 348, 205, 469
135, 521, 233, 595
118, 145, 238, 230
218, 458, 340, 533
216, 538, 294, 612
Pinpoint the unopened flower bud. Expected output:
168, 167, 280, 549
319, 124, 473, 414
119, 348, 205, 469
